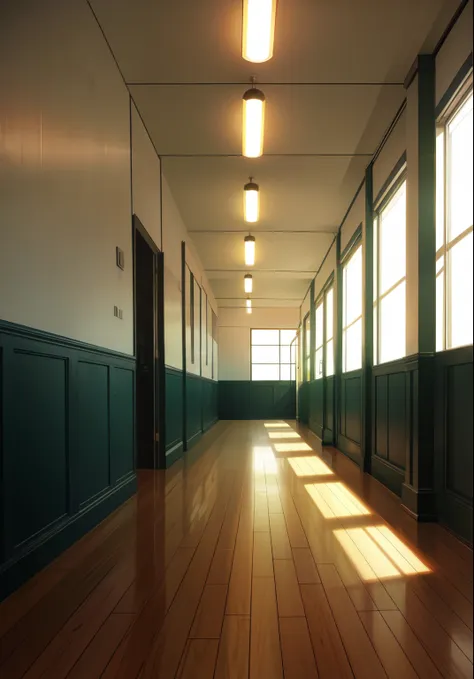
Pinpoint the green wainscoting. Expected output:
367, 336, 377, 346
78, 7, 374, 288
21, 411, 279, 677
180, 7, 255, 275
165, 365, 184, 466
372, 359, 410, 496
298, 382, 309, 424
434, 347, 473, 544
308, 376, 335, 444
202, 377, 219, 433
219, 381, 296, 420
165, 367, 218, 467
309, 380, 324, 439
338, 371, 363, 464
0, 320, 136, 601
186, 373, 204, 449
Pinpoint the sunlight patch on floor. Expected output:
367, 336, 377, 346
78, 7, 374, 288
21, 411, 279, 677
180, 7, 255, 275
305, 482, 371, 519
264, 422, 291, 428
273, 442, 312, 453
288, 456, 334, 477
334, 526, 431, 581
253, 446, 278, 474
267, 431, 301, 440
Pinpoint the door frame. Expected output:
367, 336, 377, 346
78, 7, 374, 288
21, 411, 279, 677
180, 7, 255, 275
132, 214, 166, 469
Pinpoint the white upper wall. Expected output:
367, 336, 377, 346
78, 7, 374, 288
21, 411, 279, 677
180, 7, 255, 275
436, 0, 473, 106
218, 307, 299, 380
341, 184, 365, 254
315, 239, 337, 299
131, 102, 162, 251
0, 0, 133, 354
373, 109, 407, 200
162, 175, 217, 372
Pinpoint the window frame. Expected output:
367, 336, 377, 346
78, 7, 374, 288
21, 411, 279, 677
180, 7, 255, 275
373, 170, 407, 366
314, 275, 335, 380
436, 84, 473, 352
303, 314, 311, 382
250, 328, 297, 382
342, 237, 363, 374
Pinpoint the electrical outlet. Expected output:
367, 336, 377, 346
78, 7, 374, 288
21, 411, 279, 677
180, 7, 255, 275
114, 305, 119, 317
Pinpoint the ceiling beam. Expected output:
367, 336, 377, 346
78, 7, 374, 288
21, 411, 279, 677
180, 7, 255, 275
206, 269, 316, 273
190, 229, 338, 234
128, 81, 404, 87
161, 152, 374, 158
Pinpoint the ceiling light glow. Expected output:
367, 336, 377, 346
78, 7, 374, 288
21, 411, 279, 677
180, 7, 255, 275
242, 0, 277, 63
242, 87, 265, 158
244, 234, 256, 266
244, 274, 253, 293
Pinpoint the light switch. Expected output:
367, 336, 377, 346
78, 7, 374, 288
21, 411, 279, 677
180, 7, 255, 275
116, 247, 125, 270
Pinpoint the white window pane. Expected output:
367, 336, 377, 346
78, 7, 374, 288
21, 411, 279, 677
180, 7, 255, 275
290, 344, 296, 364
448, 94, 473, 242
315, 348, 324, 380
344, 246, 362, 326
436, 271, 445, 352
252, 364, 280, 381
326, 288, 334, 341
315, 302, 324, 349
344, 318, 362, 373
436, 129, 445, 251
373, 304, 378, 365
252, 329, 279, 345
281, 329, 296, 345
373, 218, 378, 303
380, 182, 407, 294
326, 339, 335, 377
449, 232, 473, 349
380, 282, 406, 364
252, 346, 279, 363
436, 256, 445, 274
291, 364, 296, 381
280, 346, 291, 363
281, 364, 291, 380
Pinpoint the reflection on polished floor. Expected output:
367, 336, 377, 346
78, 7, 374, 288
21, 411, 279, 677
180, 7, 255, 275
0, 421, 472, 678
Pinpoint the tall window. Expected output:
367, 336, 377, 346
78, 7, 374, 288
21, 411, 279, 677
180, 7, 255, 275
315, 299, 324, 379
436, 90, 473, 351
303, 315, 310, 381
374, 179, 407, 364
251, 329, 297, 381
325, 286, 335, 377
343, 244, 363, 372
314, 284, 334, 379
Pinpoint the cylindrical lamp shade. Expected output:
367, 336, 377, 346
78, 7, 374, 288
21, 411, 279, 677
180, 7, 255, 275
242, 88, 265, 158
244, 235, 256, 266
244, 182, 259, 223
244, 274, 253, 294
242, 0, 277, 63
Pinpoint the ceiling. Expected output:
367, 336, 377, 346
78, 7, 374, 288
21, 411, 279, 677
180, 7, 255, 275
91, 0, 460, 309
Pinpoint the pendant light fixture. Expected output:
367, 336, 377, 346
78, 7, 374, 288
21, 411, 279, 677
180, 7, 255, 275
242, 82, 265, 158
244, 273, 253, 293
244, 234, 256, 266
246, 298, 252, 314
242, 0, 277, 63
244, 179, 259, 223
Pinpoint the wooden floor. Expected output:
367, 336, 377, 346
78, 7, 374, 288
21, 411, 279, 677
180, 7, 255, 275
0, 421, 472, 679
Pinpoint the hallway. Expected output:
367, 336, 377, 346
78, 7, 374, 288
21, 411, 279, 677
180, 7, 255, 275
0, 422, 472, 679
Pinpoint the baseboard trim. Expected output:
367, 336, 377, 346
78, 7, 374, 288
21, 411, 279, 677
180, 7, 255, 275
401, 483, 437, 522
203, 418, 218, 433
186, 430, 202, 451
165, 440, 184, 468
337, 434, 361, 465
0, 474, 137, 602
371, 456, 405, 497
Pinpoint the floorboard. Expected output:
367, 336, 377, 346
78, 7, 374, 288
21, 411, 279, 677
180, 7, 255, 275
0, 420, 472, 679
